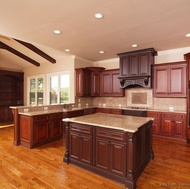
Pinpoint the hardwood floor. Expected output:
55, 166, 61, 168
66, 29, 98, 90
0, 127, 190, 189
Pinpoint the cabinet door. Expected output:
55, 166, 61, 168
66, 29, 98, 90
169, 65, 186, 97
100, 72, 111, 96
33, 121, 49, 145
153, 66, 168, 96
139, 52, 150, 76
76, 68, 84, 97
70, 132, 81, 160
96, 138, 109, 170
120, 57, 130, 77
80, 135, 92, 165
49, 119, 62, 141
49, 113, 63, 140
173, 119, 185, 138
91, 71, 100, 96
110, 141, 126, 176
111, 71, 124, 96
129, 55, 139, 77
147, 112, 161, 135
161, 118, 173, 136
84, 69, 91, 96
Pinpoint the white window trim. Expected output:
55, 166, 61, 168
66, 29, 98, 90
27, 74, 45, 106
47, 71, 70, 105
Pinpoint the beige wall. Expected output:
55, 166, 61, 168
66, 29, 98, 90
92, 47, 190, 111
1, 46, 190, 110
23, 53, 75, 105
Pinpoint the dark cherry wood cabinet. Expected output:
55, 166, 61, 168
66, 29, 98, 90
184, 53, 190, 143
118, 49, 156, 77
0, 70, 23, 124
19, 112, 63, 148
147, 111, 161, 135
83, 108, 96, 115
100, 69, 124, 97
75, 67, 124, 97
91, 70, 101, 96
95, 127, 126, 176
96, 108, 122, 115
161, 112, 186, 139
153, 62, 187, 97
75, 68, 91, 97
63, 110, 84, 118
63, 117, 153, 189
49, 113, 63, 141
69, 123, 93, 165
33, 115, 49, 146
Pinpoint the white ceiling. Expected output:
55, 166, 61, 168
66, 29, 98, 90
0, 0, 190, 68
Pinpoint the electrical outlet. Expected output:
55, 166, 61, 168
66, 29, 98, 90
23, 108, 29, 112
78, 99, 80, 103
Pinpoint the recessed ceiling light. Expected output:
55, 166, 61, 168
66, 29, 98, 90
99, 51, 104, 54
94, 13, 104, 19
65, 49, 70, 52
53, 30, 61, 34
132, 44, 138, 47
186, 33, 190, 37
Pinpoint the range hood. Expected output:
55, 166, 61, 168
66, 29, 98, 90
117, 48, 157, 89
118, 76, 151, 88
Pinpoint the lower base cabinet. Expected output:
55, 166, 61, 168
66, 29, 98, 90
69, 123, 92, 164
64, 121, 153, 189
148, 111, 186, 140
20, 112, 63, 148
96, 138, 126, 176
161, 113, 186, 139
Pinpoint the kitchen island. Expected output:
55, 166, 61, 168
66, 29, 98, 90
63, 113, 154, 189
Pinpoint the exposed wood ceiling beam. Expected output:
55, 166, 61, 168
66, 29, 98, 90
14, 39, 56, 63
0, 41, 40, 67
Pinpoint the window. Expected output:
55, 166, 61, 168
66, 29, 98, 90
48, 72, 70, 104
27, 75, 45, 106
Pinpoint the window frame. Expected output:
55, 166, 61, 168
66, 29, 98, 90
27, 74, 45, 106
47, 71, 70, 105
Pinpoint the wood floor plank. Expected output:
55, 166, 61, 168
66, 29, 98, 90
1, 127, 190, 189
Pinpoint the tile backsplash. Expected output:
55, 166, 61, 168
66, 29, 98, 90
75, 88, 186, 111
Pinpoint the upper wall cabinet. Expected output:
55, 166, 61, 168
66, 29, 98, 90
117, 48, 157, 88
153, 62, 187, 97
100, 69, 125, 97
75, 68, 124, 97
76, 68, 91, 97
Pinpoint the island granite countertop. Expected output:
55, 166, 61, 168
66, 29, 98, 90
62, 112, 153, 133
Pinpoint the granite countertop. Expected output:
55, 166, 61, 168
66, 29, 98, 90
18, 105, 186, 116
62, 113, 154, 133
19, 109, 63, 116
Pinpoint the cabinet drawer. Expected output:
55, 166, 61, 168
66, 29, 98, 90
49, 113, 62, 120
100, 108, 111, 113
67, 110, 84, 118
34, 115, 49, 122
162, 113, 185, 119
148, 111, 161, 118
111, 109, 122, 115
96, 127, 126, 142
70, 123, 92, 134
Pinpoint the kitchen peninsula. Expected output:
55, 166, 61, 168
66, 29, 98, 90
63, 113, 154, 189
